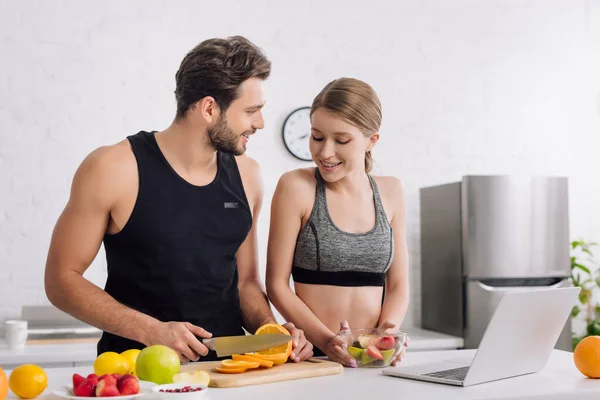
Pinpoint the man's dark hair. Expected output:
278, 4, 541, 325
174, 36, 271, 121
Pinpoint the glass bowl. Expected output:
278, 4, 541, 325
337, 328, 407, 368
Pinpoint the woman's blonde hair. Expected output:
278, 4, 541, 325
310, 77, 382, 173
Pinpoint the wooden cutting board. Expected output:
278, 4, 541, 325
181, 358, 343, 388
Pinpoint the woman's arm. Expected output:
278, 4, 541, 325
266, 171, 335, 352
378, 177, 410, 326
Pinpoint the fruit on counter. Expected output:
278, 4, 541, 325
213, 323, 292, 374
159, 386, 204, 393
574, 335, 600, 378
232, 354, 274, 368
172, 370, 210, 386
8, 364, 48, 399
253, 323, 292, 359
215, 359, 262, 374
120, 349, 141, 376
95, 380, 120, 397
98, 374, 118, 386
0, 367, 8, 400
136, 345, 180, 384
72, 374, 86, 390
72, 373, 140, 397
73, 378, 98, 397
117, 375, 140, 395
94, 352, 131, 376
244, 352, 287, 365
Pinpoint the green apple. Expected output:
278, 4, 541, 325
136, 345, 180, 384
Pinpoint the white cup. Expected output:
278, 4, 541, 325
5, 320, 28, 350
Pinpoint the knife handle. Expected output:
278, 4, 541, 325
202, 338, 215, 351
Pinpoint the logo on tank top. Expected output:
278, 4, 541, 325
224, 202, 239, 209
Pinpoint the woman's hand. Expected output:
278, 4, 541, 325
377, 320, 408, 366
324, 321, 357, 368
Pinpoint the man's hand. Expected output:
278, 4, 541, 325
282, 322, 314, 362
145, 321, 213, 363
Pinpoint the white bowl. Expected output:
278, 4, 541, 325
151, 384, 208, 400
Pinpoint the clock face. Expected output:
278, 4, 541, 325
282, 107, 312, 161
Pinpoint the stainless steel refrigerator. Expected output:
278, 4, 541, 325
420, 175, 572, 351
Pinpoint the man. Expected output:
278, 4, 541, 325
44, 36, 313, 363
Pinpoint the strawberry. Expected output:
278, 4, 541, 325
74, 378, 98, 397
87, 374, 99, 380
96, 380, 120, 397
98, 374, 117, 386
118, 376, 140, 395
72, 374, 86, 390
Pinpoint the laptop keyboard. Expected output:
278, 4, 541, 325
422, 366, 470, 382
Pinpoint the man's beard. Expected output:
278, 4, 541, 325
207, 114, 250, 156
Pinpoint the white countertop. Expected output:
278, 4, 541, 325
4, 349, 596, 400
0, 327, 463, 367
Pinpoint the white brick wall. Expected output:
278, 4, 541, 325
1, 0, 599, 334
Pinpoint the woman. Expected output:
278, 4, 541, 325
266, 78, 409, 367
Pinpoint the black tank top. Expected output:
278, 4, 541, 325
98, 131, 252, 360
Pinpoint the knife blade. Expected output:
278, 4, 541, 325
202, 334, 294, 357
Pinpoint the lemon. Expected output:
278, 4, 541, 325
172, 370, 210, 386
120, 349, 141, 376
9, 364, 47, 399
94, 352, 131, 376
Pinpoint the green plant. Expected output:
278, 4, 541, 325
570, 239, 599, 349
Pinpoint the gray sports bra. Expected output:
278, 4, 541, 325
291, 169, 394, 287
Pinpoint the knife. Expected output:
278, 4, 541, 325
202, 334, 294, 357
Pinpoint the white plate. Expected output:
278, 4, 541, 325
53, 380, 157, 400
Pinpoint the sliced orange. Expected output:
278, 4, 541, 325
215, 366, 247, 374
245, 352, 288, 365
220, 359, 260, 369
232, 354, 274, 368
254, 323, 292, 359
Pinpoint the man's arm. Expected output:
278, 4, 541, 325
45, 143, 210, 361
235, 156, 313, 362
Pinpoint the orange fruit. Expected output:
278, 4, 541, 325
254, 323, 292, 359
232, 354, 273, 368
9, 365, 47, 399
244, 352, 288, 365
0, 367, 8, 400
215, 366, 247, 374
220, 360, 260, 369
574, 336, 600, 378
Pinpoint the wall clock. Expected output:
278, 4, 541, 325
282, 106, 312, 161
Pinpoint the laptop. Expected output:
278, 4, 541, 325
382, 286, 580, 387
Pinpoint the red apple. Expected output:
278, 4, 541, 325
366, 345, 384, 360
96, 380, 120, 397
379, 336, 395, 350
74, 378, 98, 397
